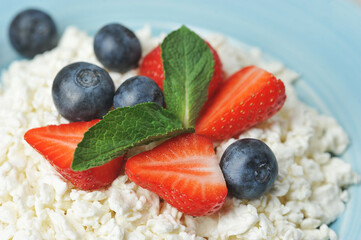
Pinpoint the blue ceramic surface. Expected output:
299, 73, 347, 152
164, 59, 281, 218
1, 0, 361, 238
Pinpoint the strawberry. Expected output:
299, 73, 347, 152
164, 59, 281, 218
125, 133, 228, 216
139, 44, 164, 88
196, 65, 286, 141
24, 120, 124, 190
139, 41, 224, 99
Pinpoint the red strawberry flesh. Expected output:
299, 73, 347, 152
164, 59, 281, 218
125, 133, 227, 216
24, 120, 124, 190
139, 44, 164, 88
196, 65, 286, 141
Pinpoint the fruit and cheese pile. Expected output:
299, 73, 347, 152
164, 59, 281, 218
14, 9, 286, 217
1, 8, 359, 240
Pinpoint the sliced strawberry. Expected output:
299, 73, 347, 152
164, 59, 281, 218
196, 65, 286, 141
24, 120, 124, 190
206, 42, 225, 98
139, 41, 224, 99
125, 133, 227, 216
139, 44, 164, 88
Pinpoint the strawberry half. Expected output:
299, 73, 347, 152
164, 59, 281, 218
196, 65, 286, 141
24, 120, 124, 190
125, 133, 228, 216
139, 41, 224, 99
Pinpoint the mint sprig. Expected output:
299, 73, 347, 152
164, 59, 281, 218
161, 25, 214, 128
72, 26, 214, 171
72, 103, 193, 171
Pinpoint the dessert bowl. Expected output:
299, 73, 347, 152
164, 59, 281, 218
0, 0, 360, 239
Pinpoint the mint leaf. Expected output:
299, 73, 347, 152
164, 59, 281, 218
161, 25, 214, 128
72, 102, 194, 171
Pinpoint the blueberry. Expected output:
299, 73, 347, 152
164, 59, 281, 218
113, 76, 164, 108
52, 62, 115, 122
220, 138, 278, 200
94, 23, 141, 73
9, 9, 58, 58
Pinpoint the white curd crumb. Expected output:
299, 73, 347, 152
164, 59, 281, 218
0, 26, 359, 240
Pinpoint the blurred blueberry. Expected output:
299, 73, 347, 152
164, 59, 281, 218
9, 9, 58, 58
94, 23, 141, 73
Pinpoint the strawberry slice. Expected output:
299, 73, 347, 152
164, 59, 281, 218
139, 41, 224, 99
139, 44, 164, 88
24, 120, 124, 190
125, 133, 228, 216
196, 65, 286, 141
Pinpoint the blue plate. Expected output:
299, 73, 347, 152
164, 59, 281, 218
1, 0, 360, 238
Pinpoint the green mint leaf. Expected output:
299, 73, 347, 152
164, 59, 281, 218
161, 25, 214, 128
72, 102, 194, 171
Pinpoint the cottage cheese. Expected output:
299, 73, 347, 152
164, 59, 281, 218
0, 26, 360, 240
